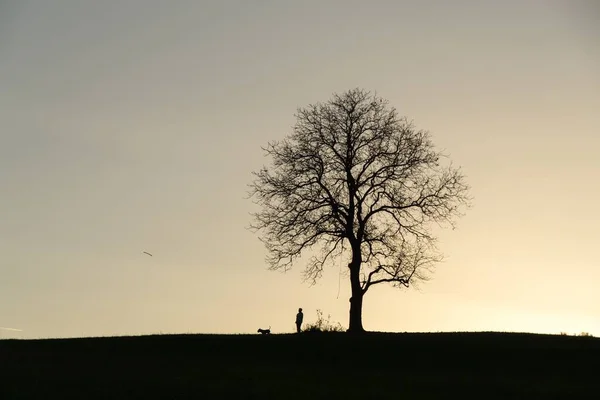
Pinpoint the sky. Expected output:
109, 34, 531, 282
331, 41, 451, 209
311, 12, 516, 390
1, 0, 598, 339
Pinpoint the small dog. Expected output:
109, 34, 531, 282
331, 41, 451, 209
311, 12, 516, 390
257, 326, 271, 335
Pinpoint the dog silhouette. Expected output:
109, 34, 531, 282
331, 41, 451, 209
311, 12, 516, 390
257, 326, 271, 335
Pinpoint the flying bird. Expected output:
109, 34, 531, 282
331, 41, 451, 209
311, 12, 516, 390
142, 251, 153, 257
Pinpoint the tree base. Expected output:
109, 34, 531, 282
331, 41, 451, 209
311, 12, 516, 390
346, 327, 367, 334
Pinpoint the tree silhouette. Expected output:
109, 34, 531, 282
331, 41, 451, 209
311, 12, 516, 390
248, 88, 471, 332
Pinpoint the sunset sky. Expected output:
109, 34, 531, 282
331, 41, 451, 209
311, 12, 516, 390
1, 0, 598, 339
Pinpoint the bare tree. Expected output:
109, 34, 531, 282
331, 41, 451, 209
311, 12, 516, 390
248, 88, 471, 333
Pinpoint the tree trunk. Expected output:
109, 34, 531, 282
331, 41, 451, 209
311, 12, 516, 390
348, 292, 364, 333
347, 260, 365, 333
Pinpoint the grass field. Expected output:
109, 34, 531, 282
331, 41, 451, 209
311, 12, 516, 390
1, 331, 598, 399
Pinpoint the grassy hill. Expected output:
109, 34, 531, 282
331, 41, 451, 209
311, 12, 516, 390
1, 331, 598, 399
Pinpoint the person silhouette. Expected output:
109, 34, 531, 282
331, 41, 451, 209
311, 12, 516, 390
295, 308, 304, 333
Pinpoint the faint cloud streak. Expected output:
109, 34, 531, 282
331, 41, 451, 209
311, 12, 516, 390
0, 327, 23, 332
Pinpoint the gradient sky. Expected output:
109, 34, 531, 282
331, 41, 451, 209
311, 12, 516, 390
1, 0, 598, 339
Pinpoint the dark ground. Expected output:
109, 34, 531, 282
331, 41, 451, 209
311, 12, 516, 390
1, 331, 599, 399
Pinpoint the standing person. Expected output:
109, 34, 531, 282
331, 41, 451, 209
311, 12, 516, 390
295, 308, 304, 333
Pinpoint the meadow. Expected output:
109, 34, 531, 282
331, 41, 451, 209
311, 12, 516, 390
1, 331, 598, 399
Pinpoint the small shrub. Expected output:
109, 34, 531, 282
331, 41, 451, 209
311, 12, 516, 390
303, 309, 345, 333
579, 332, 593, 337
